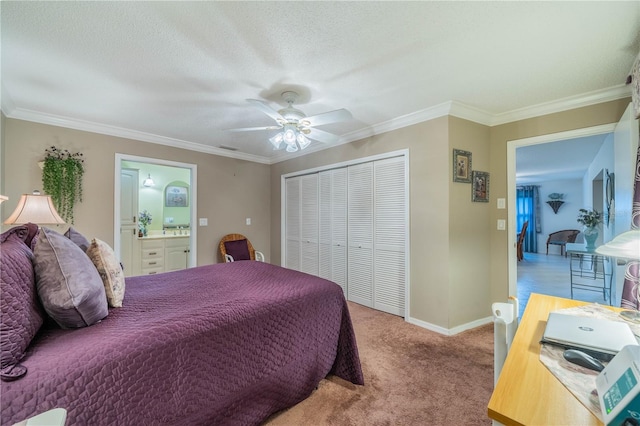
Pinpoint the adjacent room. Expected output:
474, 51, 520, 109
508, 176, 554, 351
1, 2, 639, 425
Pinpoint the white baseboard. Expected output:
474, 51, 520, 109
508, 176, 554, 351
407, 315, 493, 336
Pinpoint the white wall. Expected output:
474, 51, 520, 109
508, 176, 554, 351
583, 132, 615, 247
536, 180, 584, 253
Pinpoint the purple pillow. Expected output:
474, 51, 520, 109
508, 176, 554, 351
0, 231, 44, 381
34, 228, 108, 329
224, 239, 251, 261
64, 226, 91, 252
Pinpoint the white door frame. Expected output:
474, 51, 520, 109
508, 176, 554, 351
114, 153, 198, 268
506, 124, 616, 297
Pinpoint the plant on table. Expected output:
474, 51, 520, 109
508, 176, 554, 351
139, 210, 152, 236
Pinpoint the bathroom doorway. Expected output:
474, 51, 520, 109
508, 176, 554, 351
114, 154, 197, 276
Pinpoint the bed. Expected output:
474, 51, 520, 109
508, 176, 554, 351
0, 226, 363, 425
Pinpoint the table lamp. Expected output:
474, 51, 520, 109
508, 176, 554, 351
596, 230, 640, 322
3, 190, 65, 225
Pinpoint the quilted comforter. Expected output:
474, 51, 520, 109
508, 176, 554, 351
0, 261, 363, 425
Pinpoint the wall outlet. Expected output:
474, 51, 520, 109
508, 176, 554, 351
497, 219, 506, 230
199, 218, 208, 226
246, 218, 251, 225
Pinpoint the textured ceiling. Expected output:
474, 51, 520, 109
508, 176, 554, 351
1, 1, 639, 164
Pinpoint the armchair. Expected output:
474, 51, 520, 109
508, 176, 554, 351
218, 234, 265, 263
546, 229, 580, 257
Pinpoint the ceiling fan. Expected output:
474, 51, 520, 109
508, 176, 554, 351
228, 91, 352, 152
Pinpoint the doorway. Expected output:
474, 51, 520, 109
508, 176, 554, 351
114, 154, 197, 275
507, 124, 617, 313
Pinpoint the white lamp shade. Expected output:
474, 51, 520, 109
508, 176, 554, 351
269, 133, 284, 149
4, 193, 65, 225
297, 134, 311, 150
595, 230, 640, 260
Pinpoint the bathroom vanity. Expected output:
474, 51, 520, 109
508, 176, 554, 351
137, 235, 190, 276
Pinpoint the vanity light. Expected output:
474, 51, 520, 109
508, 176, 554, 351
143, 174, 155, 187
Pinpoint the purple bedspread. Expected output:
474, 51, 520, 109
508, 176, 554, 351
0, 262, 363, 425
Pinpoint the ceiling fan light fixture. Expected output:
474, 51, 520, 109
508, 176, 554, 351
283, 127, 297, 145
297, 133, 311, 150
269, 133, 284, 150
285, 142, 299, 153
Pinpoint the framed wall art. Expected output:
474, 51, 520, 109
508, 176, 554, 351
453, 149, 472, 183
472, 171, 490, 202
165, 185, 189, 207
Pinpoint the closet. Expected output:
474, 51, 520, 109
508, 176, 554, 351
284, 154, 407, 316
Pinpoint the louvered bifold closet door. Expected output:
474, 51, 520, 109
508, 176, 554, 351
331, 168, 348, 292
373, 156, 406, 316
347, 163, 374, 307
318, 172, 332, 281
318, 168, 348, 293
299, 174, 319, 275
285, 177, 301, 270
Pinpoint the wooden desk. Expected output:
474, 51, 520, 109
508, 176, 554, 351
488, 293, 623, 425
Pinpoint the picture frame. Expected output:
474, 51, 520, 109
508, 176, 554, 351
453, 149, 472, 183
165, 185, 189, 207
472, 171, 490, 202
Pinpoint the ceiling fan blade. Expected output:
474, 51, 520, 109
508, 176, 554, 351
306, 128, 340, 144
302, 108, 352, 127
226, 125, 282, 132
247, 99, 284, 122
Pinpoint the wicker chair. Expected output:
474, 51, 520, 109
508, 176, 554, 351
218, 233, 265, 263
546, 229, 580, 257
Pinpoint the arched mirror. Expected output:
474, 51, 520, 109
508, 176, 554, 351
164, 180, 190, 231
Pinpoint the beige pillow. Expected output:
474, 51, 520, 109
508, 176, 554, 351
86, 238, 126, 308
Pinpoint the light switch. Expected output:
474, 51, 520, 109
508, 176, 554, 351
497, 219, 506, 230
199, 218, 208, 226
246, 218, 251, 225
497, 198, 506, 209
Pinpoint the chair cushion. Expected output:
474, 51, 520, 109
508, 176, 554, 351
224, 239, 251, 261
0, 228, 44, 381
34, 228, 108, 329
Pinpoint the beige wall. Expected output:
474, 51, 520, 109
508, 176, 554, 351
448, 117, 492, 326
270, 117, 482, 328
488, 98, 632, 305
1, 98, 630, 331
1, 118, 271, 266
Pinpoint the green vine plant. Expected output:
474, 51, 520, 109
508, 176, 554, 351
41, 146, 84, 223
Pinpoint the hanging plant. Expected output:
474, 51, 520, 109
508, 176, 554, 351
41, 146, 84, 223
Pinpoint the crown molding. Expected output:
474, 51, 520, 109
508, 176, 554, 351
4, 107, 271, 164
3, 84, 630, 165
489, 84, 631, 126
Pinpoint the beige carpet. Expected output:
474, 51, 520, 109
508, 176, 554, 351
266, 302, 494, 425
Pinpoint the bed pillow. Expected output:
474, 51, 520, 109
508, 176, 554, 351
224, 239, 251, 261
64, 226, 91, 252
86, 238, 125, 308
34, 228, 108, 329
0, 231, 44, 381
